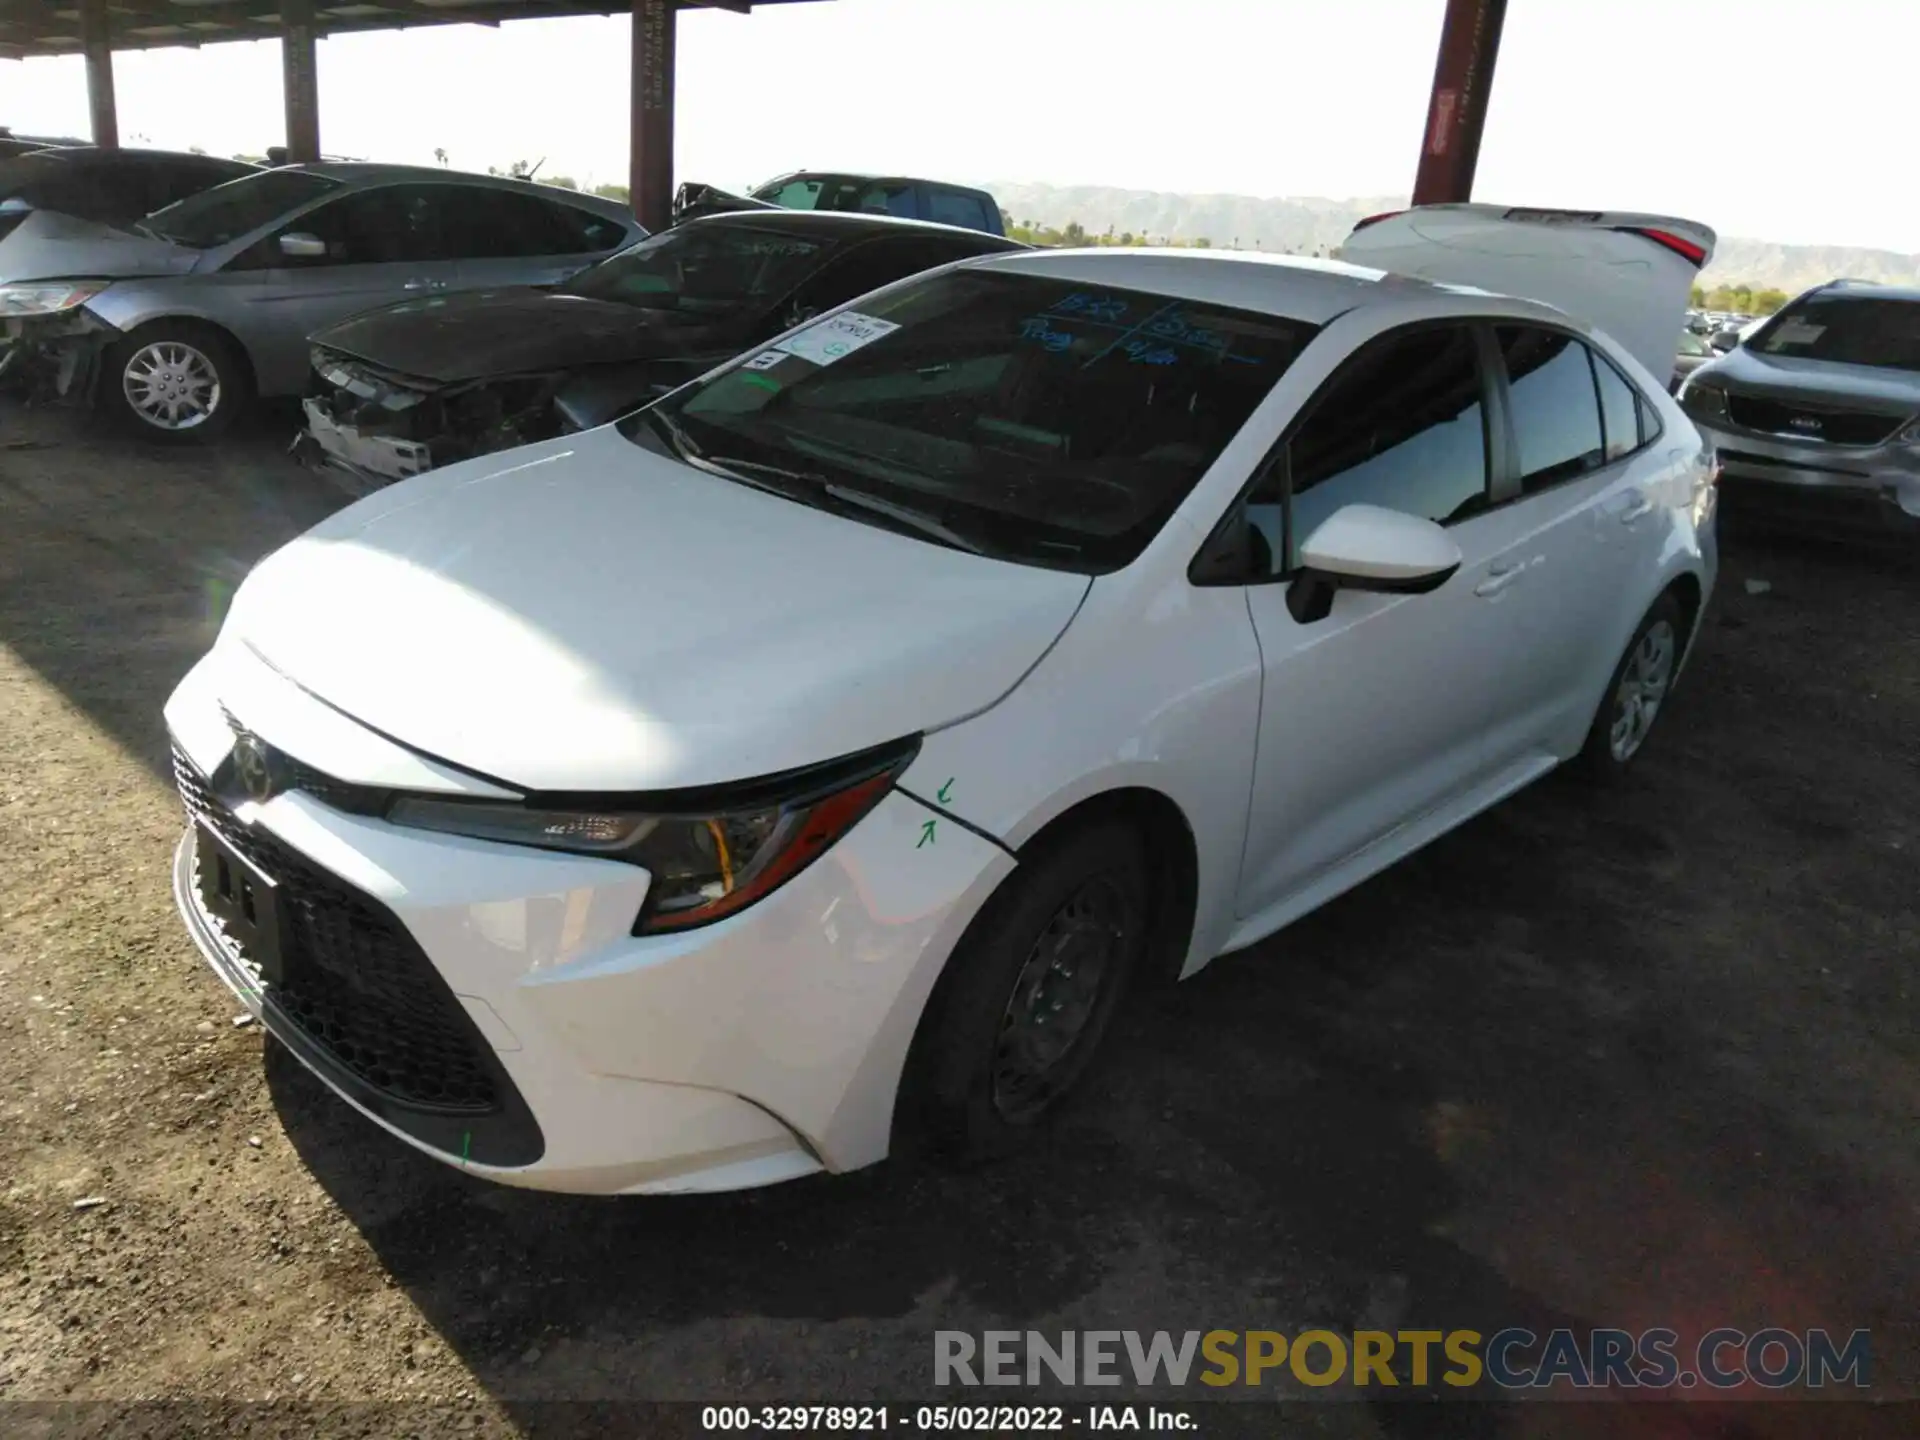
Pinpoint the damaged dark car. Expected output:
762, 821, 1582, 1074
299, 209, 1025, 485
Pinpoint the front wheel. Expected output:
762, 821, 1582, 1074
102, 322, 248, 441
1576, 592, 1685, 780
904, 821, 1149, 1161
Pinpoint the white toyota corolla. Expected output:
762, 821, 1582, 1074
166, 205, 1720, 1195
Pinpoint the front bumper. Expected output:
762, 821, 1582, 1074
1691, 419, 1920, 539
300, 396, 434, 486
164, 658, 1014, 1194
0, 308, 120, 403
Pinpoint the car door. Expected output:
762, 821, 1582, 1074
1479, 323, 1676, 761
440, 186, 627, 292
217, 183, 464, 394
1232, 322, 1546, 920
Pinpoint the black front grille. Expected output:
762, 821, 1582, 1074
174, 746, 497, 1113
1725, 394, 1906, 447
217, 708, 390, 815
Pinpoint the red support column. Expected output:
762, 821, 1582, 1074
630, 0, 677, 232
282, 0, 322, 163
1411, 0, 1508, 206
81, 0, 118, 148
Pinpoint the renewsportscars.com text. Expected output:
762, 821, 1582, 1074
934, 1328, 1872, 1391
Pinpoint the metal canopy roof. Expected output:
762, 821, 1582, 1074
0, 1, 813, 60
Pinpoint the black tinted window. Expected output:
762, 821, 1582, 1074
793, 237, 977, 314
438, 186, 584, 258
544, 201, 629, 253
636, 269, 1315, 573
143, 168, 338, 248
1497, 326, 1606, 492
564, 221, 826, 316
927, 188, 990, 231
1287, 325, 1489, 566
1590, 347, 1643, 460
1753, 294, 1920, 371
279, 184, 450, 264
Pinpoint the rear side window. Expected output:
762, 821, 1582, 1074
927, 188, 991, 232
436, 187, 586, 258
1590, 349, 1645, 459
1285, 325, 1490, 567
545, 201, 630, 253
1496, 326, 1606, 492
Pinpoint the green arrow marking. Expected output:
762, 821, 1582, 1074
937, 777, 954, 804
917, 819, 937, 848
460, 1131, 471, 1168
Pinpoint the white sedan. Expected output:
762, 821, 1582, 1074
165, 207, 1720, 1194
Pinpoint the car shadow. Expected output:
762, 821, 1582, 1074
0, 397, 348, 784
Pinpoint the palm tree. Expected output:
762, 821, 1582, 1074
434, 147, 447, 167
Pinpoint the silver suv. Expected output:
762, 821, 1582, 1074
1677, 281, 1920, 538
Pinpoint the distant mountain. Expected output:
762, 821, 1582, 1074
982, 181, 1920, 294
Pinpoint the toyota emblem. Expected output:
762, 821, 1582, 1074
231, 732, 275, 802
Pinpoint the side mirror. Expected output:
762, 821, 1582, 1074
278, 231, 327, 260
1709, 332, 1737, 353
783, 299, 819, 331
1286, 504, 1462, 624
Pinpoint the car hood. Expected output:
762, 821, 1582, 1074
1695, 345, 1920, 412
0, 207, 201, 280
313, 287, 743, 387
223, 426, 1091, 792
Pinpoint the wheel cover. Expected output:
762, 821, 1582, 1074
1608, 618, 1677, 762
123, 340, 221, 431
990, 873, 1131, 1123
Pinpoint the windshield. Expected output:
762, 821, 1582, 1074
563, 222, 827, 316
143, 169, 339, 248
752, 173, 917, 220
624, 268, 1317, 573
1752, 294, 1920, 371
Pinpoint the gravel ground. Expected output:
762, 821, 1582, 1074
1, 399, 1916, 1438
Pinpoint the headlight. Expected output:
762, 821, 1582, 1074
0, 280, 111, 317
385, 741, 915, 933
1677, 379, 1727, 417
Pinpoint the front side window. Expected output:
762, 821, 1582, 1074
142, 168, 339, 248
627, 269, 1316, 572
1286, 325, 1489, 567
564, 221, 828, 317
266, 183, 451, 265
1751, 294, 1920, 371
1496, 326, 1606, 492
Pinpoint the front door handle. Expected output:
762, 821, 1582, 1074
1474, 560, 1525, 598
402, 279, 447, 292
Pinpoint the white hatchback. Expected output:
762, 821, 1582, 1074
166, 207, 1720, 1194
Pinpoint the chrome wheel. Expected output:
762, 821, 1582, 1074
1608, 619, 1676, 762
122, 340, 221, 431
991, 874, 1130, 1123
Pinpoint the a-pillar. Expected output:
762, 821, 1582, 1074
1411, 0, 1508, 205
630, 0, 677, 232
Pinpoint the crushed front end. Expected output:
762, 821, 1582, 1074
300, 344, 571, 487
0, 285, 122, 405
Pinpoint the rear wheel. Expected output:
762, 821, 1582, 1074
1576, 592, 1684, 780
102, 321, 248, 442
905, 821, 1149, 1161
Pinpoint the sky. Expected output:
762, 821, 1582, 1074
3, 0, 1913, 252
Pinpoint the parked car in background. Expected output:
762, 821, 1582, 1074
1679, 280, 1920, 538
1672, 327, 1714, 391
0, 126, 87, 159
300, 210, 1024, 484
0, 163, 641, 439
0, 147, 259, 243
165, 209, 1715, 1194
674, 171, 1006, 237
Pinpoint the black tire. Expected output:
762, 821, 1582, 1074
1574, 591, 1686, 782
100, 320, 249, 442
903, 821, 1149, 1162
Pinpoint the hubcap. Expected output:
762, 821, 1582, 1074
123, 340, 220, 431
991, 874, 1131, 1123
1608, 619, 1676, 762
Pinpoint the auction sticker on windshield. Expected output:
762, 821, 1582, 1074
776, 312, 900, 368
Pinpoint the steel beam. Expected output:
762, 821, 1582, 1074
282, 0, 322, 163
630, 0, 677, 231
81, 0, 118, 148
1412, 0, 1508, 205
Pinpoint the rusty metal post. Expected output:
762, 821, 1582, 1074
282, 0, 322, 163
1412, 0, 1508, 205
81, 0, 118, 148
631, 0, 677, 232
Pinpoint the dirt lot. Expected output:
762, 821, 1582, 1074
1, 396, 1917, 1438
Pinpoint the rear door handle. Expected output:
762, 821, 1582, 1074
402, 279, 446, 291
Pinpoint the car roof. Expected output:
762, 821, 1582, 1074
681, 208, 1024, 249
964, 247, 1482, 324
1816, 279, 1920, 303
760, 170, 992, 194
278, 161, 635, 219
4, 145, 256, 168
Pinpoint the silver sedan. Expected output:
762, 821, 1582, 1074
0, 163, 642, 440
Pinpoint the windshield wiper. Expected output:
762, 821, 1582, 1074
701, 455, 988, 557
644, 406, 703, 462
